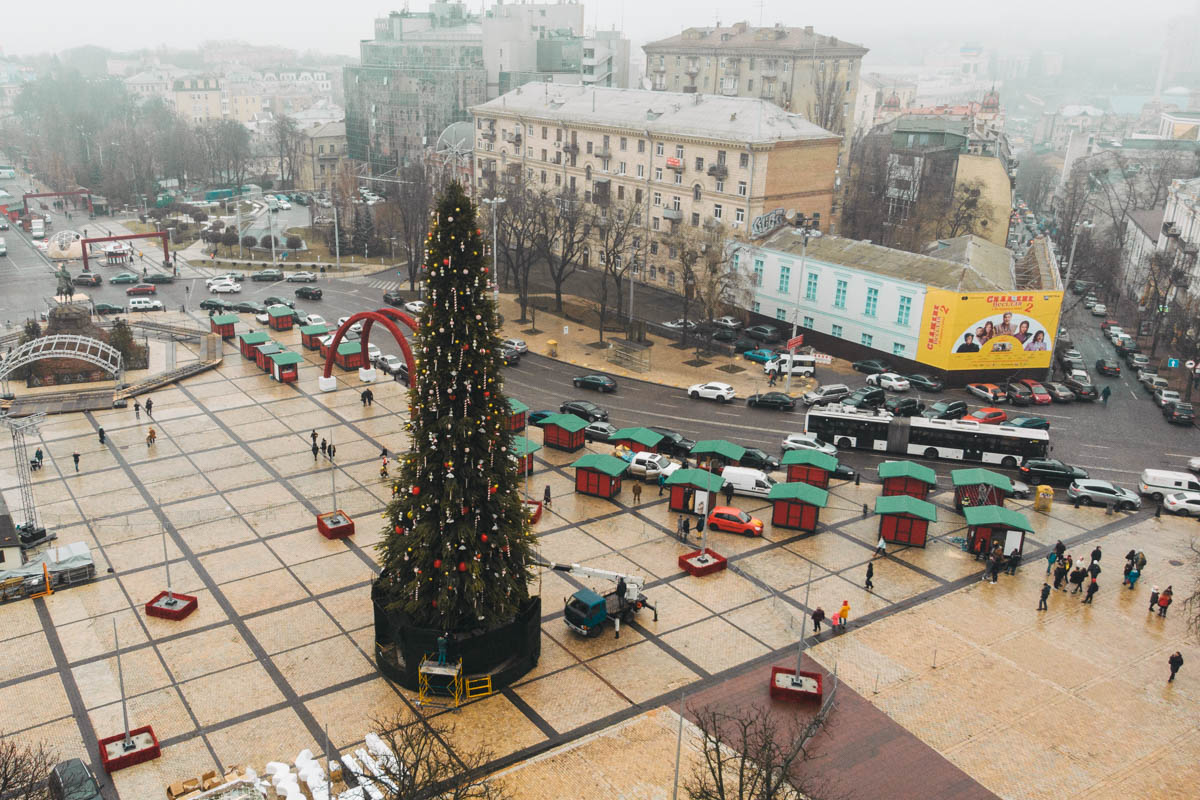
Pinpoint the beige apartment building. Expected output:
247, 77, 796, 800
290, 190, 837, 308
297, 121, 347, 193
470, 83, 839, 293
172, 76, 223, 124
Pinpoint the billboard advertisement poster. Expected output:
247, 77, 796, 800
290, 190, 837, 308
916, 289, 1063, 371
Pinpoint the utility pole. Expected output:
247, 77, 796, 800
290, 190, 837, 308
333, 204, 341, 271
481, 196, 506, 306
786, 214, 820, 395
1046, 220, 1091, 383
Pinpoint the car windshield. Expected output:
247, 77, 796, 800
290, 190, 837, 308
735, 510, 751, 522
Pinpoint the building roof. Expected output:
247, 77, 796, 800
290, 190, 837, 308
664, 468, 728, 492
510, 436, 542, 457
336, 341, 361, 355
570, 453, 628, 477
269, 351, 303, 366
924, 235, 1015, 291
951, 468, 1013, 492
300, 324, 328, 335
1128, 206, 1167, 243
759, 229, 1016, 292
874, 494, 938, 522
963, 504, 1032, 532
472, 83, 839, 145
211, 313, 239, 325
239, 331, 270, 345
644, 23, 867, 58
690, 439, 747, 462
767, 481, 829, 506
607, 427, 665, 448
303, 121, 345, 139
877, 460, 937, 486
540, 413, 588, 432
508, 397, 530, 414
781, 449, 838, 472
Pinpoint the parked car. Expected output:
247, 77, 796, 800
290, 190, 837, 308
646, 426, 696, 457
709, 328, 738, 343
286, 271, 317, 282
125, 283, 157, 295
211, 281, 241, 294
802, 383, 851, 406
780, 433, 837, 455
252, 269, 283, 281
884, 396, 925, 417
705, 506, 764, 537
303, 314, 326, 326
501, 338, 528, 354
234, 301, 267, 314
128, 298, 163, 311
628, 451, 680, 481
851, 358, 890, 374
744, 324, 781, 342
1163, 491, 1200, 516
967, 382, 1007, 403
568, 373, 614, 392
1067, 479, 1141, 510
663, 318, 697, 330
1154, 388, 1182, 408
263, 295, 295, 308
1141, 374, 1169, 394
1126, 353, 1150, 371
383, 290, 404, 306
93, 302, 124, 315
1164, 401, 1195, 425
337, 316, 365, 334
375, 354, 406, 376
688, 381, 736, 402
1060, 348, 1083, 364
144, 272, 174, 284
739, 448, 780, 471
1004, 381, 1034, 405
1063, 375, 1098, 401
865, 372, 910, 391
747, 391, 795, 411
72, 272, 101, 286
528, 410, 555, 427
496, 345, 521, 365
199, 298, 233, 312
743, 348, 776, 364
584, 421, 617, 442
294, 286, 323, 300
921, 399, 968, 420
403, 300, 426, 314
712, 315, 743, 330
1008, 416, 1050, 430
110, 272, 139, 284
968, 407, 1008, 424
1044, 382, 1076, 402
905, 374, 945, 392
1095, 358, 1122, 377
1091, 303, 1108, 316
560, 399, 608, 422
48, 759, 102, 800
840, 386, 886, 409
1019, 458, 1089, 486
730, 337, 759, 353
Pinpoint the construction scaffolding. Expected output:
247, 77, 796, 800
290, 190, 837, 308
0, 412, 49, 546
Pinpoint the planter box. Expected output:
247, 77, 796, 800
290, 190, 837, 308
523, 499, 543, 524
769, 666, 823, 702
317, 510, 355, 539
678, 548, 727, 577
98, 726, 161, 773
144, 590, 198, 621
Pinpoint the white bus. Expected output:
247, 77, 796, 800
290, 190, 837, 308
804, 406, 1049, 467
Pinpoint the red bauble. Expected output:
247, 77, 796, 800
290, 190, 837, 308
394, 525, 402, 535
433, 559, 442, 568
457, 561, 467, 572
481, 533, 488, 542
432, 600, 437, 607
442, 258, 450, 265
411, 486, 421, 496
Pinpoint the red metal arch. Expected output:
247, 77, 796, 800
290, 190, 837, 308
321, 309, 418, 383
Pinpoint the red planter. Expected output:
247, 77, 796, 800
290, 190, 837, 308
98, 726, 161, 773
317, 510, 355, 539
678, 548, 727, 576
523, 499, 543, 524
144, 591, 198, 621
769, 666, 823, 701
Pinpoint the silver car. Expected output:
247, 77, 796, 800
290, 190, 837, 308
1066, 479, 1141, 510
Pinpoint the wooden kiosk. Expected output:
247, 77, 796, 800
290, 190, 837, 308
508, 398, 529, 433
963, 505, 1032, 558
607, 427, 665, 454
952, 468, 1014, 510
254, 342, 283, 371
768, 481, 829, 532
664, 468, 726, 514
267, 305, 295, 331
690, 439, 746, 472
538, 413, 588, 452
569, 453, 628, 498
334, 340, 365, 370
782, 450, 838, 488
300, 323, 328, 350
209, 313, 238, 340
874, 494, 938, 548
269, 350, 303, 383
878, 460, 938, 499
238, 331, 270, 360
511, 435, 541, 476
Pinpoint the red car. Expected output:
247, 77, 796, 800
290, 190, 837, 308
125, 283, 157, 295
1016, 379, 1052, 404
968, 407, 1008, 425
706, 506, 765, 537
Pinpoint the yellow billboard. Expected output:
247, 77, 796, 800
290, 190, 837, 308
916, 289, 1064, 371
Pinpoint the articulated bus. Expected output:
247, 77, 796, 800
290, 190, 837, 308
0, 165, 15, 180
804, 406, 1049, 467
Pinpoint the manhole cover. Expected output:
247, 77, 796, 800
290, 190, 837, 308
1169, 559, 1184, 566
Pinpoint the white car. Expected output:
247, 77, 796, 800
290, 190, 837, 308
1091, 303, 1108, 316
304, 314, 326, 326
210, 282, 241, 294
1164, 491, 1200, 515
337, 316, 364, 334
286, 271, 317, 282
780, 433, 838, 456
278, 200, 292, 210
365, 343, 381, 362
712, 316, 743, 330
688, 381, 736, 403
206, 272, 244, 287
628, 451, 681, 481
403, 300, 427, 314
1154, 388, 1181, 408
1188, 456, 1200, 473
375, 354, 406, 375
501, 337, 528, 354
865, 372, 910, 392
254, 311, 271, 324
664, 319, 697, 330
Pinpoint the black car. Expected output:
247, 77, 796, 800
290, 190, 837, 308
921, 399, 968, 420
528, 410, 555, 427
831, 464, 857, 482
1062, 376, 1098, 401
646, 426, 696, 457
49, 759, 102, 800
573, 374, 617, 392
885, 396, 925, 417
840, 386, 886, 409
199, 298, 234, 312
852, 359, 890, 375
144, 272, 174, 283
1044, 382, 1076, 402
744, 324, 781, 342
294, 286, 323, 300
1019, 458, 1089, 486
1116, 339, 1140, 356
1095, 358, 1121, 377
93, 302, 124, 315
383, 290, 404, 305
234, 301, 267, 314
252, 269, 283, 281
1006, 381, 1034, 405
560, 399, 608, 422
747, 391, 795, 411
905, 374, 944, 392
739, 448, 780, 471
264, 295, 296, 308
496, 345, 521, 365
709, 328, 738, 343
730, 337, 759, 353
1164, 401, 1195, 425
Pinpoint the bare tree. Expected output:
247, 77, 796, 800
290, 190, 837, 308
1186, 540, 1200, 643
392, 164, 434, 291
592, 198, 646, 342
358, 713, 511, 800
807, 60, 847, 135
1016, 155, 1058, 215
494, 184, 541, 324
0, 734, 54, 800
533, 190, 590, 312
270, 115, 303, 189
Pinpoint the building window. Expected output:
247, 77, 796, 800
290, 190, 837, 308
735, 208, 745, 223
861, 333, 873, 347
897, 296, 912, 326
738, 180, 747, 196
753, 301, 761, 313
674, 172, 683, 185
601, 158, 610, 172
638, 140, 646, 153
618, 185, 625, 200
693, 185, 702, 201
713, 204, 722, 220
675, 144, 684, 158
653, 192, 662, 206
803, 316, 814, 328
805, 273, 818, 301
776, 308, 787, 321
656, 142, 664, 156
753, 259, 764, 287
650, 241, 659, 255
672, 196, 681, 210
668, 271, 676, 287
695, 157, 704, 171
650, 265, 657, 279
778, 265, 790, 293
691, 212, 700, 226
655, 167, 663, 181
739, 153, 749, 168
587, 142, 593, 154
864, 287, 879, 317
637, 164, 645, 177
542, 126, 548, 138
834, 279, 847, 309
831, 324, 843, 338
635, 188, 643, 203
652, 217, 660, 230
620, 137, 627, 151
893, 343, 906, 356
717, 150, 727, 165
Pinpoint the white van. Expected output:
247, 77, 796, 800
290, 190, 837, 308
764, 353, 816, 377
0, 237, 6, 256
720, 466, 777, 498
128, 297, 164, 312
1138, 469, 1200, 501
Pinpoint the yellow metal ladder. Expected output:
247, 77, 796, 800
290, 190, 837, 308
464, 675, 493, 699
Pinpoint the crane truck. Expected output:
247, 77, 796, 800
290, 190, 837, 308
538, 560, 657, 638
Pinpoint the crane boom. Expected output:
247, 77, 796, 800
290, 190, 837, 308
536, 559, 645, 601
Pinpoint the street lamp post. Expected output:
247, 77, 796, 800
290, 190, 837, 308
481, 196, 506, 307
786, 214, 821, 395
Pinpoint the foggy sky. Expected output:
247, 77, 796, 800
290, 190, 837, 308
0, 0, 1189, 62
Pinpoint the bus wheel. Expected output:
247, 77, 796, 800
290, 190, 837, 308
838, 438, 852, 448
1001, 456, 1017, 468
924, 448, 938, 459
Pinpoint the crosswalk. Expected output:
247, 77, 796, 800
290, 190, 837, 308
354, 278, 404, 292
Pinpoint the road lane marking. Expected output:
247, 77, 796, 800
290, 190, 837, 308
1080, 444, 1110, 449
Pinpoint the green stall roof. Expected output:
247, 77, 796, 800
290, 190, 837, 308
508, 397, 530, 414
510, 436, 542, 457
256, 342, 283, 356
538, 413, 589, 433
874, 494, 938, 522
238, 331, 270, 346
690, 439, 747, 462
664, 468, 727, 493
963, 505, 1032, 532
269, 351, 303, 367
268, 305, 294, 318
781, 449, 838, 472
607, 427, 665, 448
336, 341, 362, 356
299, 324, 328, 336
570, 453, 629, 477
951, 468, 1013, 493
211, 313, 239, 325
768, 481, 829, 507
878, 460, 938, 486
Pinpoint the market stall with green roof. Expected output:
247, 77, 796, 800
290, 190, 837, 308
879, 460, 938, 500
606, 427, 665, 454
964, 505, 1032, 558
952, 468, 1014, 510
569, 453, 629, 498
664, 468, 727, 514
507, 398, 529, 432
254, 341, 283, 371
690, 439, 746, 472
209, 313, 238, 340
269, 350, 303, 383
333, 340, 364, 370
783, 450, 838, 488
237, 330, 270, 360
874, 494, 938, 548
768, 481, 828, 532
539, 413, 588, 452
267, 305, 295, 331
299, 323, 328, 350
511, 435, 541, 476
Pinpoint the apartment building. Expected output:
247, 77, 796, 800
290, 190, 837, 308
173, 76, 223, 124
470, 83, 839, 291
298, 122, 348, 193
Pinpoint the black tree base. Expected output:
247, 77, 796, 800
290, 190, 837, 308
371, 581, 541, 692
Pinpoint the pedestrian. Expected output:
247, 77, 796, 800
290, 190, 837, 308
1148, 586, 1160, 613
1122, 559, 1134, 586
380, 447, 388, 460
1168, 651, 1183, 683
327, 444, 336, 461
1055, 540, 1066, 560
1083, 578, 1099, 604
875, 536, 887, 557
989, 554, 1002, 583
1069, 566, 1086, 594
1101, 385, 1111, 406
34, 448, 43, 466
811, 606, 826, 633
310, 430, 318, 447
146, 428, 156, 446
696, 514, 706, 535
1062, 553, 1074, 576
1125, 548, 1136, 563
983, 553, 995, 582
1088, 561, 1101, 580
72, 450, 80, 472
360, 390, 367, 407
1006, 548, 1021, 575
543, 485, 552, 509
838, 600, 851, 631
682, 516, 691, 538
97, 427, 106, 445
1136, 551, 1147, 572
658, 472, 666, 497
723, 482, 734, 506
312, 443, 319, 460
1038, 582, 1051, 611
1127, 566, 1140, 590
631, 482, 642, 504
1046, 550, 1057, 575
368, 390, 374, 406
676, 515, 685, 538
320, 438, 328, 457
1158, 586, 1173, 617
1090, 545, 1102, 563
1053, 562, 1067, 590
145, 397, 153, 417
379, 462, 389, 479
768, 371, 777, 387
133, 399, 141, 420
865, 561, 874, 591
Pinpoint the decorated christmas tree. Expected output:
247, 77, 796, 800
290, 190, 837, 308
377, 182, 535, 631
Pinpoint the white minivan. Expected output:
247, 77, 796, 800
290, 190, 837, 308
720, 466, 777, 498
764, 353, 816, 377
0, 237, 6, 256
128, 297, 163, 312
1138, 469, 1200, 501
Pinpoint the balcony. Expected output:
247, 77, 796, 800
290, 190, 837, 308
685, 64, 700, 76
563, 142, 579, 155
652, 63, 667, 73
760, 67, 778, 79
503, 131, 522, 146
596, 145, 612, 159
480, 128, 496, 141
1163, 222, 1181, 238
707, 163, 728, 180
662, 208, 683, 221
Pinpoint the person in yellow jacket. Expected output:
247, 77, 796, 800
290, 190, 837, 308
838, 600, 851, 632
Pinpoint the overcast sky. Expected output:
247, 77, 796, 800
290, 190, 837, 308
0, 0, 1190, 60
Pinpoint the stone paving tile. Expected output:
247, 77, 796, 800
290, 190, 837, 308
109, 736, 216, 800
206, 707, 317, 776
434, 691, 549, 761
246, 601, 342, 654
514, 664, 631, 733
220, 568, 309, 617
71, 647, 175, 711
0, 673, 72, 733
178, 661, 288, 728
199, 541, 284, 585
156, 625, 258, 682
589, 639, 701, 704
272, 634, 376, 696
0, 630, 55, 684
303, 677, 412, 752
289, 550, 377, 596
661, 615, 771, 674
672, 567, 769, 615
0, 600, 44, 643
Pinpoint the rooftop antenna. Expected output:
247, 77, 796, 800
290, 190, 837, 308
757, 0, 766, 26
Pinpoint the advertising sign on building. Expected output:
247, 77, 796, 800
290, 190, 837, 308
915, 290, 1064, 371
